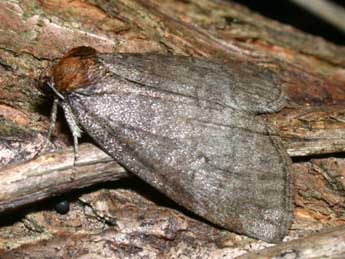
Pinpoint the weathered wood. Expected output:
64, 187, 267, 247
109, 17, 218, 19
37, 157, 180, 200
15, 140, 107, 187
270, 106, 345, 156
238, 225, 345, 259
0, 144, 129, 213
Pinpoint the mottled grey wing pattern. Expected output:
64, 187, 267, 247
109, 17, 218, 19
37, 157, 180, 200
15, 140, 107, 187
67, 54, 292, 242
100, 54, 287, 113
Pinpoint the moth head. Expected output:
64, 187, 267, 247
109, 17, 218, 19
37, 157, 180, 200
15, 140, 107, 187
45, 81, 65, 100
38, 68, 65, 101
52, 46, 98, 94
39, 46, 98, 101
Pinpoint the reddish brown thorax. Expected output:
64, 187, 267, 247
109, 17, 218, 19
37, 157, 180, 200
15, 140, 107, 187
53, 46, 98, 93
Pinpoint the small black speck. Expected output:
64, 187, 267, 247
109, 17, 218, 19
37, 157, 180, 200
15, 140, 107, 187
55, 200, 70, 214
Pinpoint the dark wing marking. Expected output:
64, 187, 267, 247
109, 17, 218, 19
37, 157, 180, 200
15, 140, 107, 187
68, 54, 292, 242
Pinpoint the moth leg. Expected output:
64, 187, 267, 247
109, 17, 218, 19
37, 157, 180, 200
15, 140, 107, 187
61, 102, 82, 163
33, 97, 59, 159
47, 97, 59, 141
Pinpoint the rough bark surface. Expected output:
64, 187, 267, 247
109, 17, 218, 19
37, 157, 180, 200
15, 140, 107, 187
0, 0, 345, 258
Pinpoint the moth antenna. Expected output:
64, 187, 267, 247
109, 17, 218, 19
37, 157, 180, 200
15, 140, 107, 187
61, 102, 82, 163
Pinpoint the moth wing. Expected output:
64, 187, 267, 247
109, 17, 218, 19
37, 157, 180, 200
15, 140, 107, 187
68, 54, 292, 242
99, 54, 287, 113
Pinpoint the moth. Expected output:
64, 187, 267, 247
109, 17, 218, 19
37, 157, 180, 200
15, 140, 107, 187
42, 46, 292, 243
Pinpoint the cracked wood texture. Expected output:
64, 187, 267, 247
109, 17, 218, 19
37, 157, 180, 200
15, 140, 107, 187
0, 0, 345, 258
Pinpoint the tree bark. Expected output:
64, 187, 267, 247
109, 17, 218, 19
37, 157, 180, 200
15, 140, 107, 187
0, 144, 129, 213
0, 0, 345, 258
